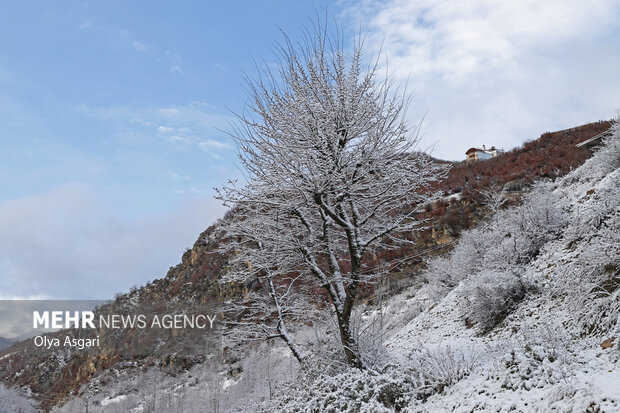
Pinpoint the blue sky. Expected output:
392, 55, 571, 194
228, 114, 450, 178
0, 0, 334, 216
1, 0, 619, 299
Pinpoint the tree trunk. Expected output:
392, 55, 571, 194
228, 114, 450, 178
335, 297, 364, 369
279, 327, 304, 364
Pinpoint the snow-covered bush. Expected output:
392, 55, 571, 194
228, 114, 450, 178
548, 125, 620, 337
492, 324, 578, 392
0, 385, 37, 413
591, 118, 620, 174
478, 184, 566, 271
425, 184, 564, 333
423, 227, 489, 294
460, 270, 527, 333
404, 345, 480, 399
425, 181, 566, 295
515, 186, 566, 253
351, 304, 392, 369
422, 154, 586, 333
299, 303, 394, 373
576, 261, 620, 336
562, 190, 620, 336
268, 366, 417, 413
260, 345, 479, 412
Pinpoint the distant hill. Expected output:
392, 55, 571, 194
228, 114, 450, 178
443, 120, 613, 193
0, 337, 14, 351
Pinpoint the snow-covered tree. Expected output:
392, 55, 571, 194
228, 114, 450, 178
219, 223, 311, 363
217, 23, 447, 368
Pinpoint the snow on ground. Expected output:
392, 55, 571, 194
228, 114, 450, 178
99, 394, 127, 407
382, 122, 620, 412
0, 384, 38, 412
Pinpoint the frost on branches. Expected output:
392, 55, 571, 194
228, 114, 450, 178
216, 25, 447, 368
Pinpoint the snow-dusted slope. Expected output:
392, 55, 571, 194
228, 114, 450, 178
264, 119, 619, 412
0, 384, 37, 412
389, 119, 620, 412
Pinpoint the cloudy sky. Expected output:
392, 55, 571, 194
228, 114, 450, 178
1, 0, 618, 299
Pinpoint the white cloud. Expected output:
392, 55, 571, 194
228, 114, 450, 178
131, 40, 150, 53
343, 0, 620, 160
171, 65, 185, 74
130, 117, 152, 127
0, 184, 227, 299
198, 140, 232, 159
77, 19, 191, 79
77, 19, 151, 55
78, 19, 93, 30
76, 102, 233, 153
191, 101, 215, 110
165, 51, 187, 75
156, 125, 174, 134
81, 103, 229, 131
169, 135, 191, 144
158, 107, 179, 115
169, 172, 191, 181
199, 140, 231, 150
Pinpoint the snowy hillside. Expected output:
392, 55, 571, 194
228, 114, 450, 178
257, 119, 620, 412
0, 384, 37, 412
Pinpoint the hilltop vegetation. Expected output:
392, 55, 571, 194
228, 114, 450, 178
444, 120, 612, 194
